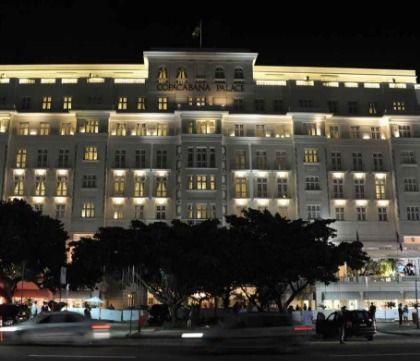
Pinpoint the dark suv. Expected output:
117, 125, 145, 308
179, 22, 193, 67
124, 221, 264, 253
316, 310, 376, 341
0, 304, 30, 326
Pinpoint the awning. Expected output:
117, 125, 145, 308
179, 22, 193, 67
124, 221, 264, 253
13, 288, 53, 299
323, 292, 361, 300
65, 291, 92, 300
364, 291, 402, 300
404, 291, 420, 299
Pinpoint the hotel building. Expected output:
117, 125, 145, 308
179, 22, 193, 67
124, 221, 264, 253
1, 49, 420, 310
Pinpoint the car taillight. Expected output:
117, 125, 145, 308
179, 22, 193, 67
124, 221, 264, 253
91, 324, 111, 330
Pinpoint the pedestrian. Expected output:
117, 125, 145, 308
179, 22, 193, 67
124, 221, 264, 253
302, 306, 313, 328
403, 305, 409, 326
30, 301, 38, 319
84, 303, 92, 319
398, 303, 403, 326
108, 303, 115, 310
41, 301, 49, 313
369, 302, 376, 320
337, 306, 347, 344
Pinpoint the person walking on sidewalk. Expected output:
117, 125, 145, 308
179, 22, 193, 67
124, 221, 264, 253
337, 306, 347, 344
403, 305, 409, 326
398, 303, 403, 326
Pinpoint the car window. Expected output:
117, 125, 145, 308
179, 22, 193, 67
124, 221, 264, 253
65, 313, 84, 323
38, 314, 67, 324
326, 312, 337, 321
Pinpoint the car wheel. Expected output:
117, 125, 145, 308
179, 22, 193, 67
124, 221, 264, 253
366, 334, 375, 341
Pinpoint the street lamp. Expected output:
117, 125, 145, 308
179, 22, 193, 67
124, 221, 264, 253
407, 263, 419, 330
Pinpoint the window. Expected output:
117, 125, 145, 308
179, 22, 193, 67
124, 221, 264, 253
407, 206, 420, 221
299, 99, 312, 108
42, 96, 52, 110
116, 123, 127, 136
83, 120, 98, 133
256, 178, 268, 197
157, 67, 168, 83
34, 204, 43, 213
255, 99, 264, 112
137, 97, 146, 110
82, 175, 96, 188
306, 176, 320, 190
81, 203, 95, 218
157, 123, 167, 136
256, 150, 267, 169
187, 176, 193, 190
13, 175, 24, 195
196, 148, 207, 168
352, 152, 363, 171
22, 97, 31, 110
234, 98, 244, 111
134, 204, 144, 219
84, 146, 98, 161
16, 149, 27, 168
56, 176, 68, 196
114, 176, 125, 196
368, 101, 377, 115
88, 96, 102, 104
210, 204, 216, 219
58, 149, 70, 168
348, 101, 358, 113
373, 153, 383, 171
378, 207, 388, 222
156, 205, 166, 220
156, 150, 167, 168
303, 123, 317, 136
234, 124, 244, 136
304, 149, 318, 163
235, 150, 246, 169
335, 207, 345, 221
196, 97, 205, 106
277, 178, 288, 198
404, 178, 418, 192
275, 151, 287, 170
63, 96, 72, 110
331, 152, 342, 171
18, 122, 29, 135
136, 123, 147, 136
354, 179, 365, 198
196, 204, 207, 219
327, 101, 338, 113
234, 67, 244, 80
329, 126, 340, 139
350, 126, 360, 139
35, 175, 46, 196
209, 148, 216, 168
333, 179, 344, 198
209, 175, 216, 190
215, 66, 225, 80
273, 99, 283, 112
40, 122, 50, 135
197, 176, 207, 190
197, 120, 215, 134
156, 176, 167, 197
187, 147, 194, 167
375, 177, 386, 199
307, 205, 321, 220
56, 204, 65, 219
134, 176, 146, 197
357, 207, 367, 221
60, 122, 71, 135
158, 97, 168, 110
256, 125, 265, 137
115, 150, 126, 168
113, 205, 123, 220
37, 149, 48, 167
235, 177, 247, 198
393, 101, 406, 111
399, 125, 411, 138
135, 149, 146, 168
402, 151, 416, 164
176, 66, 187, 84
371, 126, 381, 139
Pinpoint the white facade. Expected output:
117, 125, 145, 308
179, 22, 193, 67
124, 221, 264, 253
1, 50, 420, 308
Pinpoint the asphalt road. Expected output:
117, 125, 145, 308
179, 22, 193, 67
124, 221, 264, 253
1, 332, 420, 361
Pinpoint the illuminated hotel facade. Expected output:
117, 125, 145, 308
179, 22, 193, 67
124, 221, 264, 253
1, 50, 420, 309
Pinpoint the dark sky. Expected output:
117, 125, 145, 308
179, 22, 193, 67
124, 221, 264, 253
1, 1, 420, 74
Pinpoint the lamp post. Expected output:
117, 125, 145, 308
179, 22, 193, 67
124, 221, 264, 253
408, 263, 419, 330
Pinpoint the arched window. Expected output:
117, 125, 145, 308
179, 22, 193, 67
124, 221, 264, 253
215, 66, 225, 80
176, 66, 187, 84
234, 67, 244, 80
157, 67, 168, 84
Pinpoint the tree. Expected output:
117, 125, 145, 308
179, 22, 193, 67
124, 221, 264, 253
0, 199, 68, 302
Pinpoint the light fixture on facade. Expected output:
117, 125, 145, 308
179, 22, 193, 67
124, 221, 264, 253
35, 169, 47, 175
112, 198, 125, 205
355, 200, 368, 206
334, 199, 346, 206
54, 197, 67, 204
278, 199, 289, 206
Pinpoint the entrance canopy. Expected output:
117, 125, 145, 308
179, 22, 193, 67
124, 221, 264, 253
364, 291, 402, 300
323, 292, 361, 300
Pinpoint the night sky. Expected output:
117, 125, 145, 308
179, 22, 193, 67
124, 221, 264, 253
1, 1, 420, 74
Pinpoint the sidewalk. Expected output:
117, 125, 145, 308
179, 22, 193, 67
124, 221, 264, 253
377, 320, 420, 336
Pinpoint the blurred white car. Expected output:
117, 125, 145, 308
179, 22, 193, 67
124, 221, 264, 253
14, 311, 111, 344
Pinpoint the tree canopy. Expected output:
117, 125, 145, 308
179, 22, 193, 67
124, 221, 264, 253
0, 199, 68, 302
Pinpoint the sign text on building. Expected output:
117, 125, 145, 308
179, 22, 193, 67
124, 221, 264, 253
156, 83, 245, 92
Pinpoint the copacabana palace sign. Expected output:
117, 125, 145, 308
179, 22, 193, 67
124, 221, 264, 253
156, 83, 245, 92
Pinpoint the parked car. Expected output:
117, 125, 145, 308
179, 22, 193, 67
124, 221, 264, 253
14, 311, 111, 344
0, 304, 30, 326
316, 310, 376, 341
